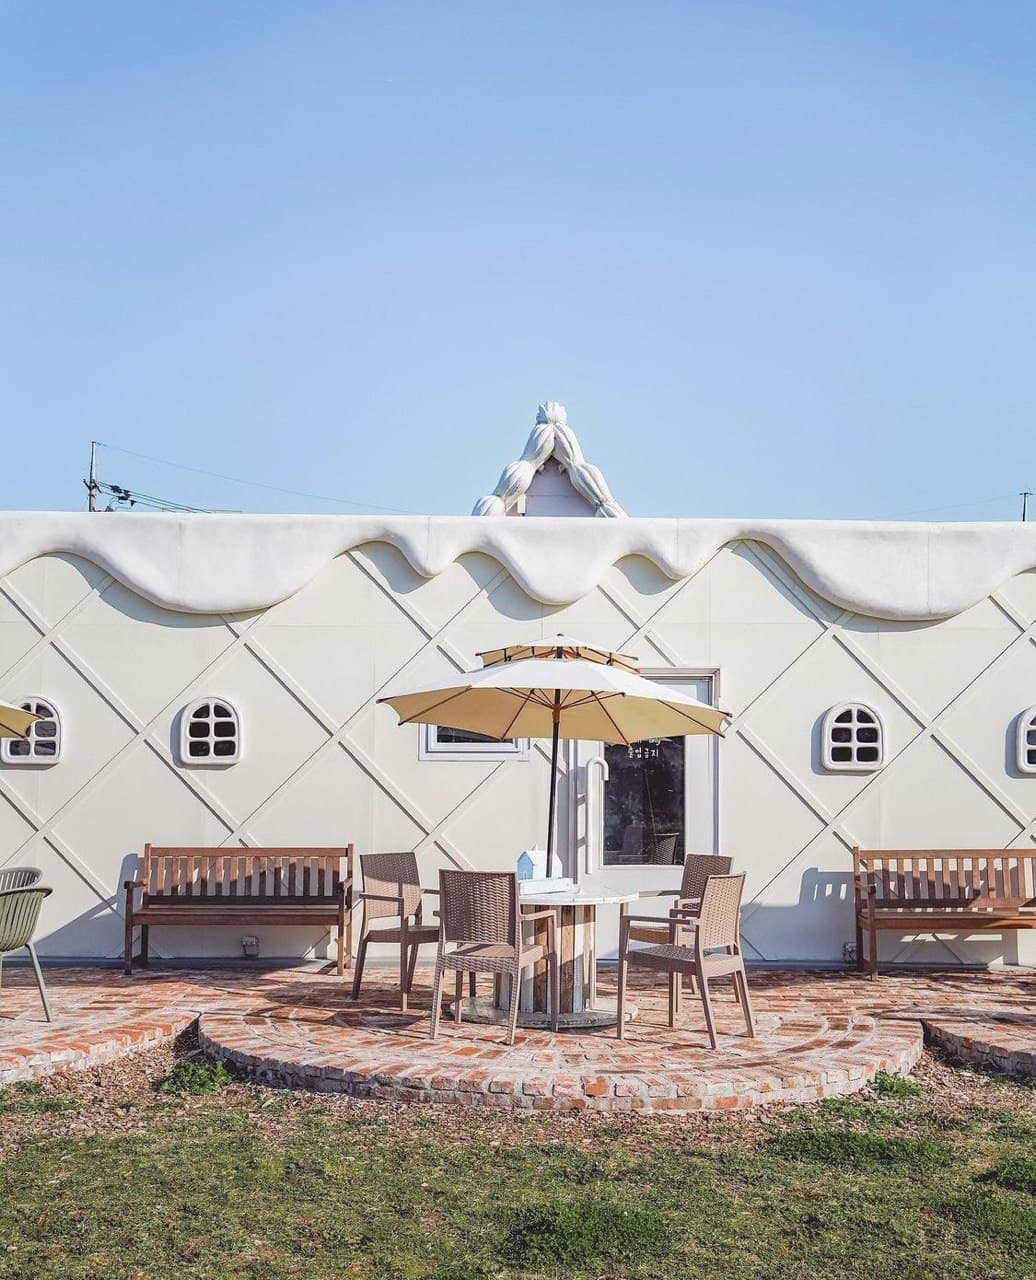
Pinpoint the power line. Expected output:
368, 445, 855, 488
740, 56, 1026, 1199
886, 492, 1019, 519
96, 441, 420, 515
96, 481, 219, 514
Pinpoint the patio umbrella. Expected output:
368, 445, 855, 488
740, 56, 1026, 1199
378, 636, 730, 876
0, 702, 39, 740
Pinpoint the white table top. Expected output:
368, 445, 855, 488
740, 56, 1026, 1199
519, 885, 639, 908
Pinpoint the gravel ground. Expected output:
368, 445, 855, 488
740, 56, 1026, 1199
1, 1027, 1032, 1159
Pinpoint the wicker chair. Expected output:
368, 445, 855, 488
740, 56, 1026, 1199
0, 867, 42, 892
430, 870, 559, 1045
617, 873, 755, 1050
351, 852, 440, 1011
0, 885, 53, 1021
626, 854, 733, 947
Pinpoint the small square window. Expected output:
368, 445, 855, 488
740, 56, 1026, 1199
1017, 707, 1036, 775
0, 698, 63, 766
821, 703, 885, 773
179, 699, 241, 765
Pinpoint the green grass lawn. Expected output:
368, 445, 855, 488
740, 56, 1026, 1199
0, 1064, 1033, 1280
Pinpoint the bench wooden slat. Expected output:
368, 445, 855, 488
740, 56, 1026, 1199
853, 847, 1036, 977
125, 845, 354, 976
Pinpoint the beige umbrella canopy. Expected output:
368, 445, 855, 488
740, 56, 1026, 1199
477, 634, 641, 673
0, 702, 40, 740
379, 636, 730, 875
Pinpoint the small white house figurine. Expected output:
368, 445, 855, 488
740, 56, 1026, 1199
517, 849, 548, 880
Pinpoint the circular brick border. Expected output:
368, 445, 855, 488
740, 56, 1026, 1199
4, 967, 1032, 1101
199, 972, 925, 1112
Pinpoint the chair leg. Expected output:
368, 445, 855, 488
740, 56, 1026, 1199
468, 971, 476, 998
430, 958, 445, 1040
26, 943, 52, 1023
735, 966, 756, 1039
454, 971, 464, 1024
336, 923, 346, 977
350, 933, 369, 1001
0, 954, 4, 988
549, 953, 560, 1033
698, 971, 718, 1050
406, 943, 420, 996
506, 965, 521, 1046
399, 933, 409, 1013
616, 949, 628, 1039
668, 972, 678, 1028
139, 925, 149, 968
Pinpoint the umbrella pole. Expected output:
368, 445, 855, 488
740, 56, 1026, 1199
545, 697, 561, 879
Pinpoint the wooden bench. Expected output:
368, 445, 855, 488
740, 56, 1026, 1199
852, 847, 1036, 977
124, 845, 354, 975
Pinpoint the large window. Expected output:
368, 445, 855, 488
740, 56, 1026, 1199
419, 724, 528, 762
600, 670, 717, 868
603, 736, 685, 865
0, 697, 62, 764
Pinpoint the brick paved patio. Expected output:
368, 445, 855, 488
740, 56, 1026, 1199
1, 965, 1031, 1108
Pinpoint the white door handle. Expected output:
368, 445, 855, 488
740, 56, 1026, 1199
585, 755, 610, 875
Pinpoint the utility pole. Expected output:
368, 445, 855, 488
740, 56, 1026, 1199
1022, 491, 1032, 523
85, 442, 99, 511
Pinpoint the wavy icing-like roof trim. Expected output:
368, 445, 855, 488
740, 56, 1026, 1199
472, 401, 626, 517
1, 513, 1036, 620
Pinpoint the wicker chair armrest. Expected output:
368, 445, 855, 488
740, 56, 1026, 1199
668, 906, 701, 920
358, 891, 406, 907
519, 907, 559, 922
423, 887, 440, 895
621, 912, 680, 926
124, 879, 145, 890
635, 888, 681, 899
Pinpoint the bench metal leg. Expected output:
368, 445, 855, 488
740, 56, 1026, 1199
140, 924, 150, 968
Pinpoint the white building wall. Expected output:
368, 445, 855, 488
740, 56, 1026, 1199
1, 537, 1034, 967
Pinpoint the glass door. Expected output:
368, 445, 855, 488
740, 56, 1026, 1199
581, 675, 717, 957
586, 671, 718, 922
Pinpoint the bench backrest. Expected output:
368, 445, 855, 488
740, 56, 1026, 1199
853, 848, 1036, 909
140, 845, 353, 906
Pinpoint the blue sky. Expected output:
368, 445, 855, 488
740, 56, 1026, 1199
2, 2, 1034, 520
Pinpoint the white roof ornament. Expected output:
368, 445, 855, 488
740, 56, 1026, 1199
472, 401, 627, 517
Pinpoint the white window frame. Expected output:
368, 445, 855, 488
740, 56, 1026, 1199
418, 723, 529, 763
822, 702, 885, 773
0, 696, 63, 765
179, 697, 242, 766
1017, 706, 1036, 776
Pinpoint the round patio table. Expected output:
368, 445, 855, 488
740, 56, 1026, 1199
464, 885, 640, 1030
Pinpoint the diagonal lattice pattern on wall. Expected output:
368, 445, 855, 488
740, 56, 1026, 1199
1, 542, 1034, 964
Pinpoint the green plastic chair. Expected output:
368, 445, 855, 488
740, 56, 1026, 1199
0, 866, 42, 892
0, 885, 53, 1021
